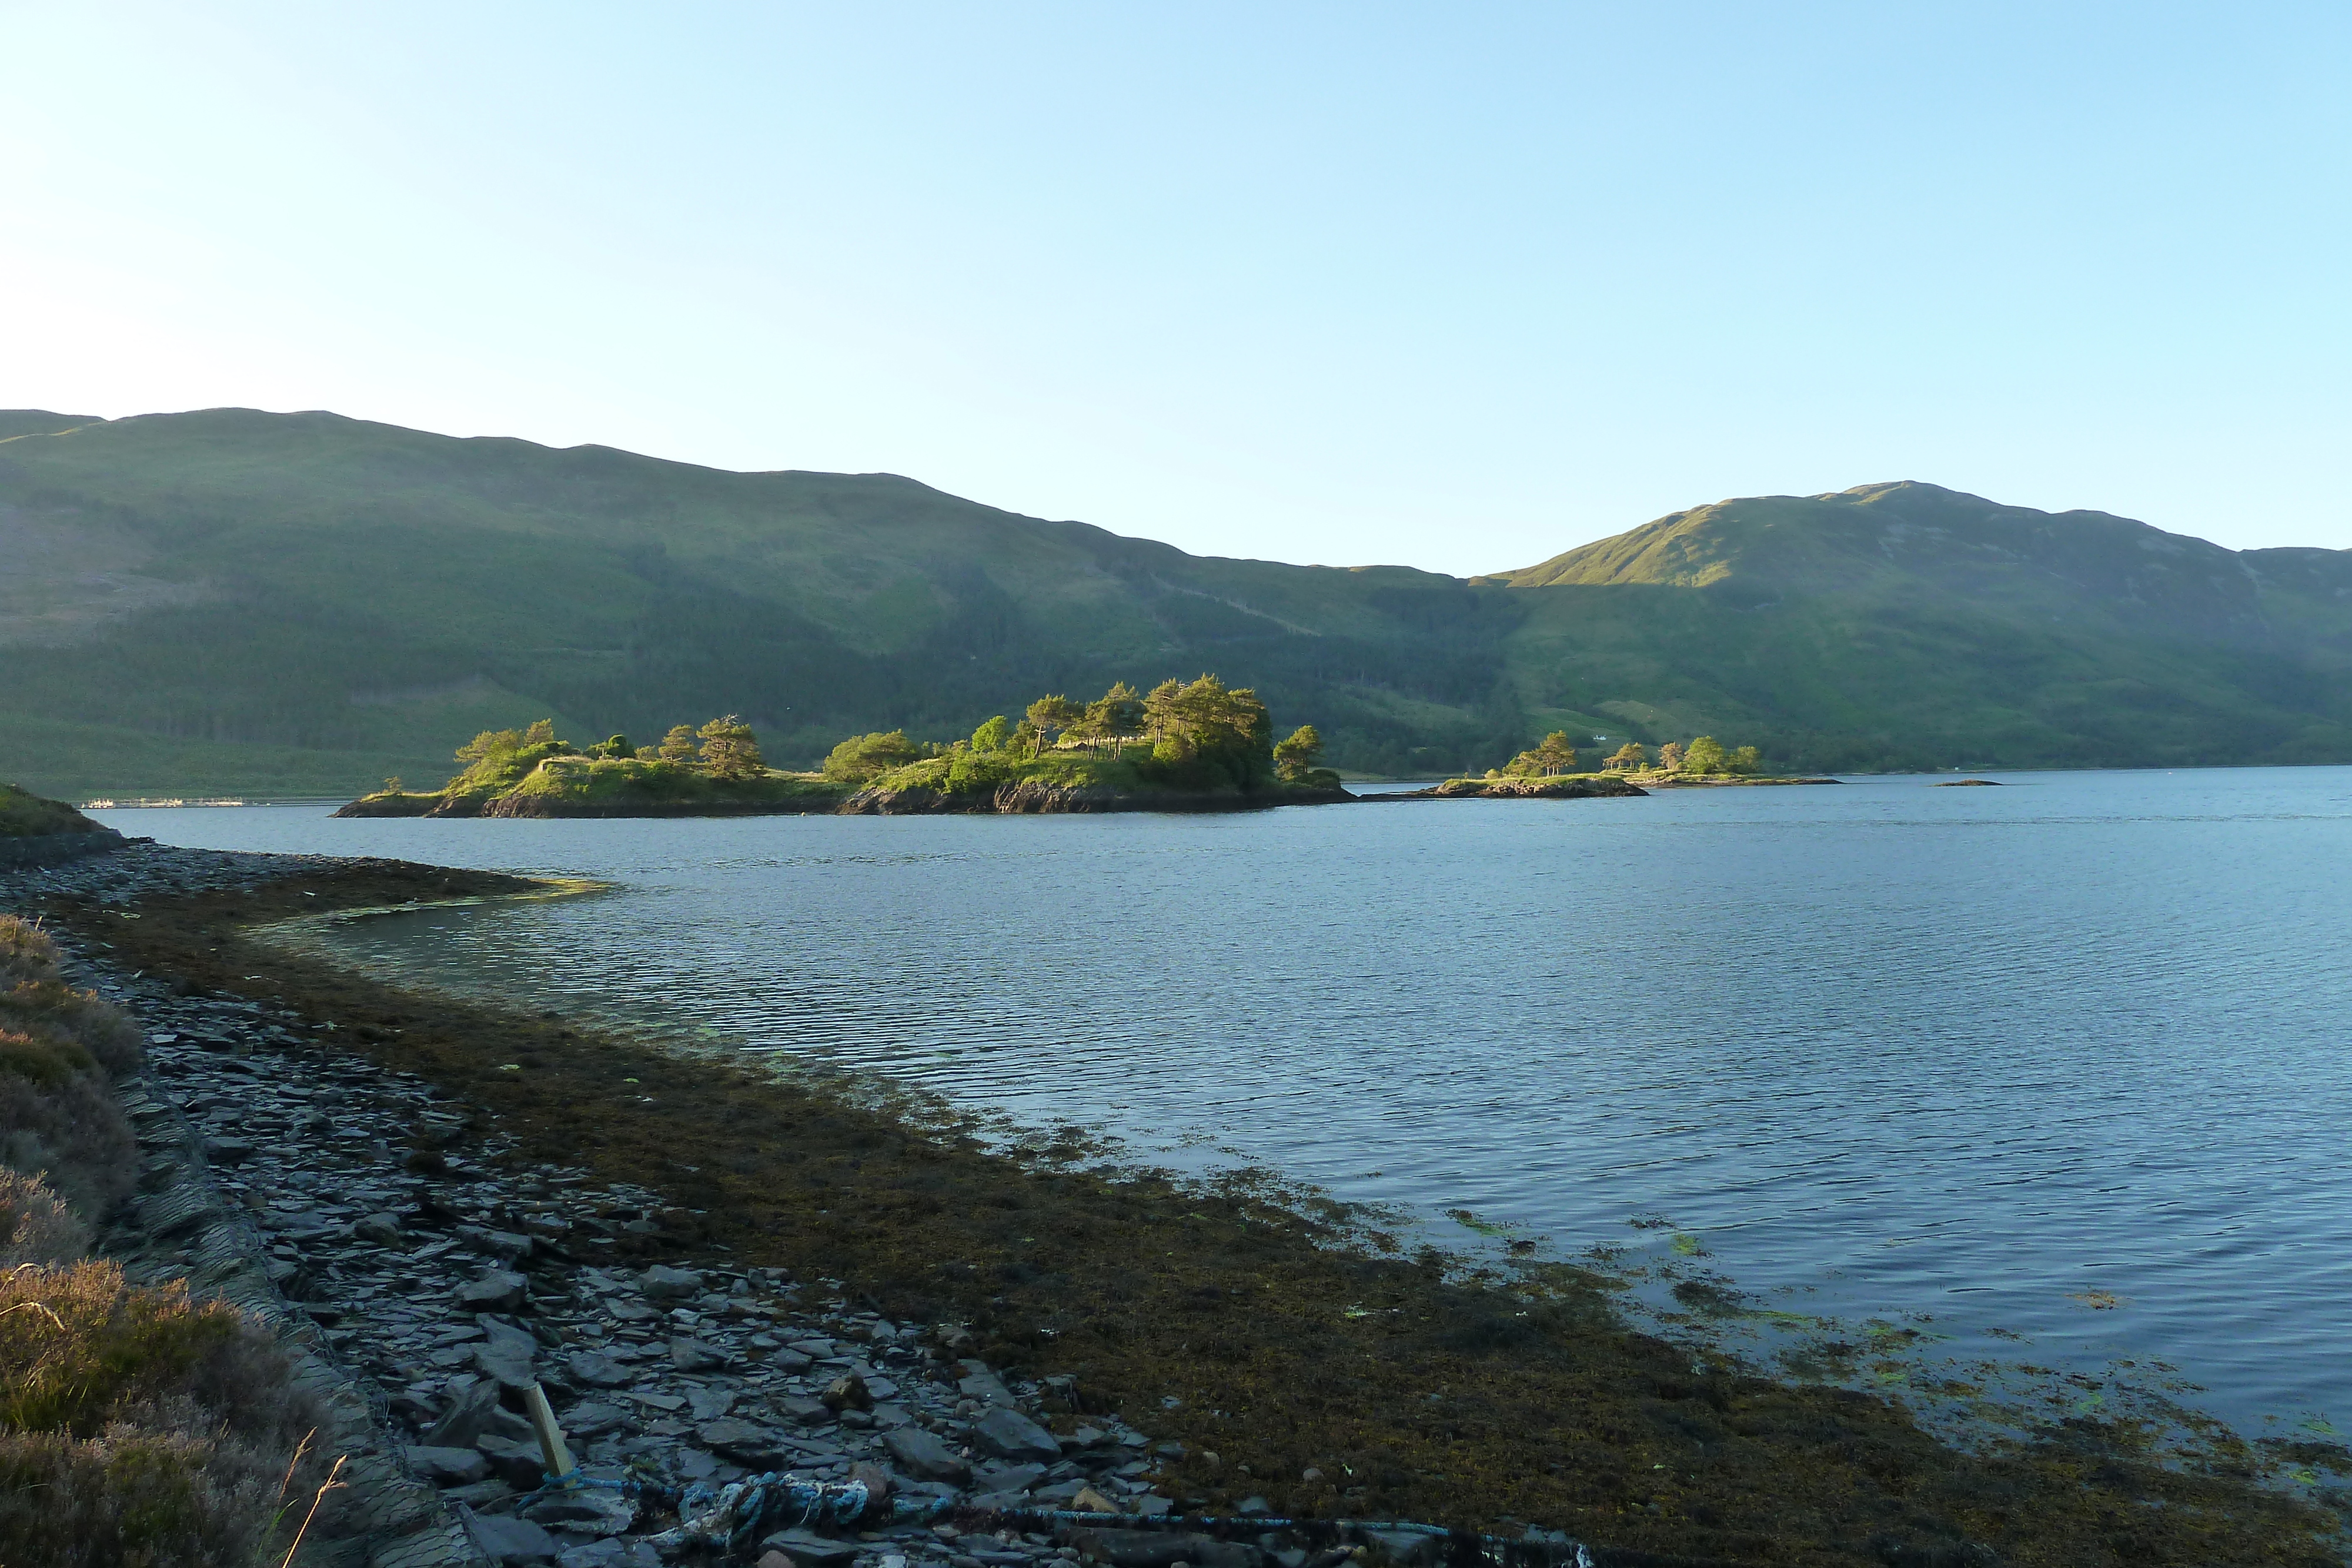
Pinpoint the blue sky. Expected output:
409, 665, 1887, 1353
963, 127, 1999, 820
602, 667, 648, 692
3, 3, 2346, 573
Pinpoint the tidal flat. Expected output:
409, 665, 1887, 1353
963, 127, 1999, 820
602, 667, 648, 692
26, 841, 2347, 1566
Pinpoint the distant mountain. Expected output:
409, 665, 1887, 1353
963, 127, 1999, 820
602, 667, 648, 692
1, 410, 2346, 797
1485, 482, 2352, 772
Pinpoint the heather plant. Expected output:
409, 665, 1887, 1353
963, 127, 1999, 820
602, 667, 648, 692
0, 913, 62, 985
0, 1169, 90, 1266
0, 979, 145, 1077
0, 1425, 290, 1568
0, 1045, 136, 1220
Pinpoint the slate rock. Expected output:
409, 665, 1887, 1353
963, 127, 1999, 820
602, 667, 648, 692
457, 1270, 529, 1313
473, 1318, 539, 1390
957, 1371, 1017, 1408
405, 1444, 489, 1485
696, 1417, 789, 1468
203, 1137, 255, 1166
975, 1462, 1048, 1495
423, 1378, 506, 1447
685, 1385, 736, 1421
640, 1263, 703, 1299
352, 1211, 404, 1246
773, 1395, 833, 1427
560, 1402, 629, 1439
883, 1425, 971, 1483
475, 1228, 534, 1262
760, 1532, 861, 1568
468, 1512, 563, 1564
476, 1432, 550, 1488
821, 1372, 871, 1411
972, 1406, 1061, 1463
669, 1335, 726, 1372
566, 1350, 633, 1389
521, 1487, 638, 1536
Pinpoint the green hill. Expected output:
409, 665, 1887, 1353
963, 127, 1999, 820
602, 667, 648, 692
1485, 482, 2352, 771
2, 410, 2348, 797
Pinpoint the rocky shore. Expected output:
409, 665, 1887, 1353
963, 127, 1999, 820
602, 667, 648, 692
4, 845, 1563, 1568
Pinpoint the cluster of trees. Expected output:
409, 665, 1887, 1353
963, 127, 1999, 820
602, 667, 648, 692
1601, 735, 1762, 774
441, 676, 1330, 796
450, 715, 767, 783
1480, 732, 1766, 779
823, 674, 1329, 790
1499, 731, 1581, 777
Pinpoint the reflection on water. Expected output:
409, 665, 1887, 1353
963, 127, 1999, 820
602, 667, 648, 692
101, 767, 2352, 1437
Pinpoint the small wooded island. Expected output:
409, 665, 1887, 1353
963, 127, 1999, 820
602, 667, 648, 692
338, 676, 1352, 818
1381, 733, 1833, 800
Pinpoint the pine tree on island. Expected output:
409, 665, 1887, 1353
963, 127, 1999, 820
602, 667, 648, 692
696, 715, 763, 778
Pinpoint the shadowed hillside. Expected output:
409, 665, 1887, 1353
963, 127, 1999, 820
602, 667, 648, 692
0, 410, 1524, 794
2, 411, 2349, 795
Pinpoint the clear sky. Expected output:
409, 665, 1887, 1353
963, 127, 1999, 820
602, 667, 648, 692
4, 3, 2346, 574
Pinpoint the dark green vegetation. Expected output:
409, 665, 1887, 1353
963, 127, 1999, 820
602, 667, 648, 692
53, 864, 2348, 1566
5, 409, 2352, 797
0, 782, 104, 838
341, 674, 1345, 817
0, 914, 325, 1566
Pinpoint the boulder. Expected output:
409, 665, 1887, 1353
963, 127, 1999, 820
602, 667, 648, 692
882, 1425, 970, 1483
971, 1406, 1061, 1463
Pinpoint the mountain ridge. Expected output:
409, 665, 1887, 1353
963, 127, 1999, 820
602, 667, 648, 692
2, 409, 2347, 796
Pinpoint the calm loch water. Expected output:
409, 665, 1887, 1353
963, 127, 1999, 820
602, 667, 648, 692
99, 767, 2352, 1439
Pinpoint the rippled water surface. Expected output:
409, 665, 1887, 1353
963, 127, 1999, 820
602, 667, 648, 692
99, 768, 2352, 1436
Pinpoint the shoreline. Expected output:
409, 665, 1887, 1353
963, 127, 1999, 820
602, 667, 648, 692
9, 844, 2342, 1564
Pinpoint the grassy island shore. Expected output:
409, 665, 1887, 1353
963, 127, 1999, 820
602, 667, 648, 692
33, 855, 2344, 1567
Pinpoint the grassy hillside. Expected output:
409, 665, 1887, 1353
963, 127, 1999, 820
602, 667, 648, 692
0, 410, 1519, 796
1489, 483, 2352, 770
3, 411, 2349, 794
